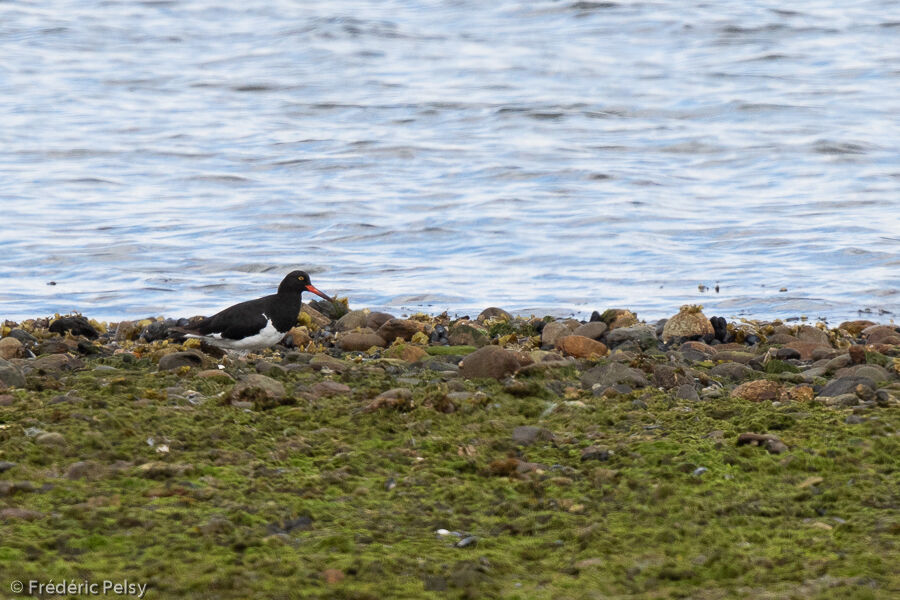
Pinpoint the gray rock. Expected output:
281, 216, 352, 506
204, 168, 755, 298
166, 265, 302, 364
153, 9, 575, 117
541, 321, 574, 348
604, 324, 658, 350
459, 346, 519, 380
775, 348, 801, 360
335, 310, 370, 332
29, 353, 83, 374
581, 362, 649, 390
835, 364, 891, 382
447, 322, 490, 347
818, 376, 876, 398
6, 329, 37, 344
230, 374, 286, 403
311, 381, 351, 398
572, 321, 608, 340
0, 359, 26, 388
797, 325, 830, 345
512, 426, 554, 446
710, 362, 753, 381
676, 384, 700, 401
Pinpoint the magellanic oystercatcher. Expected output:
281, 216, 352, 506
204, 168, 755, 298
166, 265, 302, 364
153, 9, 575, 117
173, 270, 333, 351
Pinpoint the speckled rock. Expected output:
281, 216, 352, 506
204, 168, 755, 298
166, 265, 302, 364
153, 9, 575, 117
459, 346, 520, 380
731, 379, 781, 402
661, 306, 714, 343
555, 335, 608, 358
286, 326, 311, 347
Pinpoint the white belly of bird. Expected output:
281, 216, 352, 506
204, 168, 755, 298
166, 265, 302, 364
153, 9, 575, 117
186, 318, 284, 350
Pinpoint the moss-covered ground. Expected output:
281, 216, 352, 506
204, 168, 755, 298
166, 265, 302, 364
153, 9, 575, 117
0, 352, 898, 599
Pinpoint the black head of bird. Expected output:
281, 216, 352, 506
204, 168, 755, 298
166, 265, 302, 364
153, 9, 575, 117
279, 270, 333, 302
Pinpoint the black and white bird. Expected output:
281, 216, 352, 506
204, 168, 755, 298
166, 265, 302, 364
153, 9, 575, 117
174, 270, 333, 351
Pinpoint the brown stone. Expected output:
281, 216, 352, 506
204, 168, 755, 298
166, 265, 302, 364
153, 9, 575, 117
287, 326, 311, 347
335, 310, 369, 331
679, 341, 716, 356
376, 319, 424, 343
384, 344, 428, 363
732, 379, 781, 402
862, 325, 900, 345
713, 350, 756, 364
321, 569, 345, 585
661, 306, 714, 342
839, 320, 876, 336
555, 335, 608, 358
365, 311, 394, 330
337, 332, 387, 351
785, 341, 829, 360
477, 307, 512, 322
782, 385, 814, 402
848, 345, 866, 365
599, 309, 638, 329
197, 369, 234, 382
459, 346, 519, 379
796, 325, 830, 345
0, 337, 23, 360
541, 321, 575, 347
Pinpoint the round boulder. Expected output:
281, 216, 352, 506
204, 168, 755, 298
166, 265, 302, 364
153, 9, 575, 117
661, 306, 714, 343
459, 346, 520, 380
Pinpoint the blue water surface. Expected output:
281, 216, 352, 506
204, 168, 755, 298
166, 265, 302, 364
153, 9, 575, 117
1, 0, 898, 322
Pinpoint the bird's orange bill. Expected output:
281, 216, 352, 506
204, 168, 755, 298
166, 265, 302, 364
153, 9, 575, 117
305, 284, 334, 303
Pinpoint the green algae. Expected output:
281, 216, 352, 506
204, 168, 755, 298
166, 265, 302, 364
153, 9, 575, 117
0, 355, 897, 600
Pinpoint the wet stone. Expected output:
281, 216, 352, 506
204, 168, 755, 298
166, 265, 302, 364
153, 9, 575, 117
49, 315, 99, 339
158, 351, 206, 370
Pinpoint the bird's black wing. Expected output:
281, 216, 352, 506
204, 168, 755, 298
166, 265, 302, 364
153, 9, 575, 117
189, 297, 271, 340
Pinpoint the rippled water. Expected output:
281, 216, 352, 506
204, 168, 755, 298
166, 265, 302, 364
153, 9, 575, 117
1, 0, 898, 322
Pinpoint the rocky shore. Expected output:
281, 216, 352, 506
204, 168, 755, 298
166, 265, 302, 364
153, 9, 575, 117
1, 304, 898, 598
